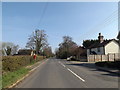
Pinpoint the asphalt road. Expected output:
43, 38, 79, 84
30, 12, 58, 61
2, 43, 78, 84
16, 58, 119, 88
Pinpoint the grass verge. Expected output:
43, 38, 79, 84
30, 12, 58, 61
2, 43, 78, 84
2, 56, 45, 88
2, 67, 30, 88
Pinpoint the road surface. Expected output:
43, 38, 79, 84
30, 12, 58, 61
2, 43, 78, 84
16, 58, 119, 88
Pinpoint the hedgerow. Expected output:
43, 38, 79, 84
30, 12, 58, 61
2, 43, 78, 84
2, 55, 44, 72
95, 61, 120, 69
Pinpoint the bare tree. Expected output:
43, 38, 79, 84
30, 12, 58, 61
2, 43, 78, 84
26, 29, 48, 55
26, 33, 36, 50
43, 46, 53, 58
2, 42, 19, 56
11, 45, 19, 55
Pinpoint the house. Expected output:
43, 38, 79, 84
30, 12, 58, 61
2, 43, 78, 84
17, 49, 34, 56
117, 31, 120, 40
117, 31, 120, 45
87, 33, 120, 57
117, 31, 120, 61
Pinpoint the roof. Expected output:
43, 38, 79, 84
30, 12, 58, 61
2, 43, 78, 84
117, 31, 120, 39
18, 49, 34, 55
18, 49, 33, 51
88, 39, 118, 49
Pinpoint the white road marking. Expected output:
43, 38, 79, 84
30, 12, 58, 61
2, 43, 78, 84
58, 61, 85, 82
61, 63, 66, 67
59, 61, 66, 67
9, 59, 48, 88
30, 65, 40, 72
67, 68, 85, 82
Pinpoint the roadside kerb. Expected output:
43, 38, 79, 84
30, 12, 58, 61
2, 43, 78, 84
66, 60, 119, 75
96, 66, 119, 75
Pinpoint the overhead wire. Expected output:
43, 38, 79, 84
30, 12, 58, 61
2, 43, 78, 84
34, 1, 49, 30
78, 10, 118, 43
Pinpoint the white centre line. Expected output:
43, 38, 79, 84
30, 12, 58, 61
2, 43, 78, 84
59, 61, 66, 67
61, 63, 66, 67
58, 61, 85, 82
67, 68, 85, 82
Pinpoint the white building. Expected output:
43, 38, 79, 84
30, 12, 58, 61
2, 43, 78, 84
87, 33, 120, 56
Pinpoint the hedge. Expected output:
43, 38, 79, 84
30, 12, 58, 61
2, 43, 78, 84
95, 61, 120, 69
2, 55, 44, 72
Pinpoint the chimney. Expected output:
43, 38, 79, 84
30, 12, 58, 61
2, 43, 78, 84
98, 33, 104, 43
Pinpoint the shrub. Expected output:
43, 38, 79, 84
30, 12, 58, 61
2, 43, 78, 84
2, 55, 44, 72
95, 61, 120, 69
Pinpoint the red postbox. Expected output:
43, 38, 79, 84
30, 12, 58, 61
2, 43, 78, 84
33, 54, 36, 60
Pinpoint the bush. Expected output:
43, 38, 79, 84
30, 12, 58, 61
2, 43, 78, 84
95, 61, 120, 69
2, 55, 44, 72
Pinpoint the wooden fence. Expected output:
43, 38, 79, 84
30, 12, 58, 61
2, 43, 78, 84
88, 53, 120, 62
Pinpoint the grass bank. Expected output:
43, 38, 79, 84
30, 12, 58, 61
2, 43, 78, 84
2, 67, 30, 88
2, 55, 45, 88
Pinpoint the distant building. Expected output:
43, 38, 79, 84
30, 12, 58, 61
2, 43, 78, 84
87, 33, 119, 56
18, 49, 34, 55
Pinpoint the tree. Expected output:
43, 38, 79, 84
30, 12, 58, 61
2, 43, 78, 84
26, 29, 48, 55
2, 42, 19, 56
56, 36, 78, 59
82, 39, 99, 48
82, 39, 109, 48
43, 46, 53, 58
11, 45, 19, 55
73, 46, 86, 60
5, 46, 11, 55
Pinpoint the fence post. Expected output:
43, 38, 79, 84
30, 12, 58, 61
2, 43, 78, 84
114, 53, 115, 62
94, 55, 95, 62
88, 56, 89, 62
101, 55, 102, 61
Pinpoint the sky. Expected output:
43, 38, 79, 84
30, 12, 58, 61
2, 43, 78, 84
2, 2, 118, 52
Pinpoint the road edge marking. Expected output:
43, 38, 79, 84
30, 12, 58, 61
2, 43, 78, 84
8, 59, 48, 88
